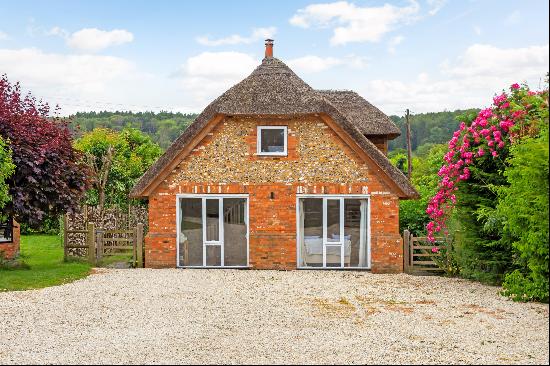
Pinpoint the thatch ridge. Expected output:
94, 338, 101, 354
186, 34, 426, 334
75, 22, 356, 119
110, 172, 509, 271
130, 57, 418, 198
317, 90, 401, 138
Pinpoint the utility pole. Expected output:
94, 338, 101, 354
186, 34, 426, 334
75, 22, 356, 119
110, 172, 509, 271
405, 109, 412, 179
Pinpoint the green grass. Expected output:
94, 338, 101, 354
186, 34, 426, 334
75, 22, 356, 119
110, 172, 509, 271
0, 235, 91, 292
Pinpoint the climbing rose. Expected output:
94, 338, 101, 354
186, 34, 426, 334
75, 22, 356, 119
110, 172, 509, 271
425, 83, 547, 242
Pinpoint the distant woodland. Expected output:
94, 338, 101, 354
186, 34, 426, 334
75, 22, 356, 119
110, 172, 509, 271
69, 109, 475, 152
69, 111, 198, 149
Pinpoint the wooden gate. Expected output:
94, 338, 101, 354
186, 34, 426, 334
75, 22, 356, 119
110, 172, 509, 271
403, 230, 448, 274
64, 222, 144, 267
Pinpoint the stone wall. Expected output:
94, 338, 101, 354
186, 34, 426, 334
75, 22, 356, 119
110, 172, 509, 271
169, 116, 370, 185
146, 115, 403, 272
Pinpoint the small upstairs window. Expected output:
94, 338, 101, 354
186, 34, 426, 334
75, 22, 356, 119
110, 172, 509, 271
257, 126, 287, 156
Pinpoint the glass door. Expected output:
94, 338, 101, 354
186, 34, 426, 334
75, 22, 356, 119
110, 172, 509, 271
323, 198, 344, 268
203, 198, 223, 266
298, 196, 370, 269
179, 196, 248, 267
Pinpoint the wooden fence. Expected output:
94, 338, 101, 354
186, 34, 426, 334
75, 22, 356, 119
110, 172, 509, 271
64, 221, 144, 267
403, 230, 449, 274
64, 205, 148, 233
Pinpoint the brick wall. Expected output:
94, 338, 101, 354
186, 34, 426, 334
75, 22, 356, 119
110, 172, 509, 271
0, 220, 20, 260
367, 136, 389, 155
146, 115, 403, 272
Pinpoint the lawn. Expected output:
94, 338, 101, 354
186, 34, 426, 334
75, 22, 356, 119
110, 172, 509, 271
0, 235, 91, 292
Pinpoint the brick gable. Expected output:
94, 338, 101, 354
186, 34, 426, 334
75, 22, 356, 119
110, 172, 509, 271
146, 115, 403, 272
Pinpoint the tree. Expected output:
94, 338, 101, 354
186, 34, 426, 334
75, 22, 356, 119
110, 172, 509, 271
0, 75, 89, 227
69, 111, 197, 149
389, 109, 477, 152
398, 144, 446, 235
75, 127, 162, 214
0, 136, 15, 211
427, 84, 548, 240
426, 82, 549, 290
388, 150, 408, 175
498, 125, 549, 301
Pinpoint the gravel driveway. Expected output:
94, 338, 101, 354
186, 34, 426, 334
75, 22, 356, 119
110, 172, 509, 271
0, 269, 548, 364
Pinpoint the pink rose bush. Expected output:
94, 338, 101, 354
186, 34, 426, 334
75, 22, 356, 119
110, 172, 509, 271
426, 83, 548, 242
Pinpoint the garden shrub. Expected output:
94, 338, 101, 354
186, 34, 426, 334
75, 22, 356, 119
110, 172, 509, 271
399, 144, 446, 235
426, 82, 549, 295
499, 126, 549, 302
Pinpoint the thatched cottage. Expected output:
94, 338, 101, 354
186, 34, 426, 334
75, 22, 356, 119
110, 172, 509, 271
130, 40, 418, 272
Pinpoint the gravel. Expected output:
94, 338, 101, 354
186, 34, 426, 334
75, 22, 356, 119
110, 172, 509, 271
0, 269, 548, 365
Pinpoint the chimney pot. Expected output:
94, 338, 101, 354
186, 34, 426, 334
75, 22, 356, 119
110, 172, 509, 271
265, 39, 274, 58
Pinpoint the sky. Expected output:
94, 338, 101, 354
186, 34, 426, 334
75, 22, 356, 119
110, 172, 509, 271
0, 0, 548, 116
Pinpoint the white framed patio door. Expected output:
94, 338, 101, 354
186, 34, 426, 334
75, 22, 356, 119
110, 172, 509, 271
177, 195, 248, 268
297, 195, 370, 269
203, 198, 224, 266
323, 198, 345, 268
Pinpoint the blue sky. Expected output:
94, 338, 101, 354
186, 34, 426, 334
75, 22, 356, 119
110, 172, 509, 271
0, 0, 548, 116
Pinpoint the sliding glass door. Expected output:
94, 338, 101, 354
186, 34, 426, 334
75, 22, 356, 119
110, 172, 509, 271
178, 195, 248, 267
297, 196, 370, 269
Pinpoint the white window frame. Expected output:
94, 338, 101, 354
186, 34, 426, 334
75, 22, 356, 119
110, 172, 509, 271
257, 126, 288, 156
296, 194, 371, 270
176, 194, 249, 268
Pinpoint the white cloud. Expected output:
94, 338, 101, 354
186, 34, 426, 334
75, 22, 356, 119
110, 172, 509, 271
0, 31, 9, 40
288, 56, 342, 73
287, 54, 368, 73
505, 10, 521, 25
441, 44, 549, 78
289, 1, 421, 45
388, 35, 404, 54
0, 47, 259, 115
417, 72, 429, 83
45, 26, 69, 38
362, 43, 549, 115
0, 48, 134, 91
46, 26, 134, 52
0, 47, 191, 115
473, 25, 482, 36
66, 28, 134, 52
178, 51, 259, 107
196, 27, 276, 46
427, 0, 447, 16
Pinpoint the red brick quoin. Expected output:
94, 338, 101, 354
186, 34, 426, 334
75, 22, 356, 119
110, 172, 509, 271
0, 220, 21, 261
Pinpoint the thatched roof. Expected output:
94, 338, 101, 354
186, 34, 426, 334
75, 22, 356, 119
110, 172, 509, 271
130, 57, 417, 199
317, 90, 401, 138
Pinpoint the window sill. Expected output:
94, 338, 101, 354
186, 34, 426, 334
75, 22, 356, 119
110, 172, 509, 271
256, 153, 288, 157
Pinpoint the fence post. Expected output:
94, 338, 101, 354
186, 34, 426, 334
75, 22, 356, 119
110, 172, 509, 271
409, 232, 414, 271
403, 229, 410, 274
63, 214, 68, 261
136, 223, 144, 268
87, 222, 95, 265
96, 229, 103, 263
132, 226, 137, 266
